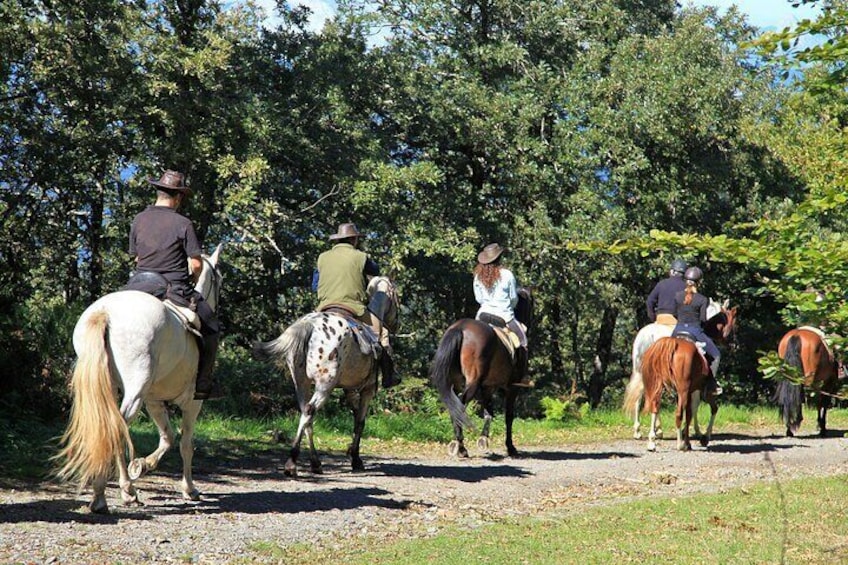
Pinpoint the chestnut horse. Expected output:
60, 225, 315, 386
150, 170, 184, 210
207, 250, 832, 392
625, 299, 737, 440
623, 336, 712, 451
430, 288, 533, 457
776, 328, 840, 437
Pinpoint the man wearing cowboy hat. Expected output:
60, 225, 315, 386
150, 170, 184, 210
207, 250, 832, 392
313, 222, 400, 388
129, 169, 222, 400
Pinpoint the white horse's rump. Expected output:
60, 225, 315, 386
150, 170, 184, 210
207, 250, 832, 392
55, 245, 223, 514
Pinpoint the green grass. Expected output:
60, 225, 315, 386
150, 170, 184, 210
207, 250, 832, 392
273, 475, 848, 564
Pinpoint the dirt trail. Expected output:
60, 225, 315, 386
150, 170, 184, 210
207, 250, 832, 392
2, 430, 847, 563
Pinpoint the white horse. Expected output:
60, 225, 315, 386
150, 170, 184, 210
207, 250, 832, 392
253, 276, 397, 476
625, 298, 732, 441
55, 244, 223, 514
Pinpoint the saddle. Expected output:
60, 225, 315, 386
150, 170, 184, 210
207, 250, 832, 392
124, 271, 201, 337
477, 313, 522, 360
319, 305, 381, 358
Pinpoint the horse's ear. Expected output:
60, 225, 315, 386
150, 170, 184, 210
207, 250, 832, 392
210, 243, 224, 265
722, 298, 729, 309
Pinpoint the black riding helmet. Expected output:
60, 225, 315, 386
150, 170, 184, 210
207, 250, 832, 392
684, 266, 703, 282
670, 259, 687, 274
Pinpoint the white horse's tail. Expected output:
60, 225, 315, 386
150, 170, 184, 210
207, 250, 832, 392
253, 317, 314, 374
55, 310, 133, 486
622, 371, 645, 416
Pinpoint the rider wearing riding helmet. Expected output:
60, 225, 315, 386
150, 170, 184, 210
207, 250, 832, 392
473, 243, 532, 387
646, 259, 687, 325
672, 266, 723, 395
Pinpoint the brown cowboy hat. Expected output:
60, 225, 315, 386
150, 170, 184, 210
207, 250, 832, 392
329, 222, 363, 241
478, 243, 505, 265
148, 170, 192, 195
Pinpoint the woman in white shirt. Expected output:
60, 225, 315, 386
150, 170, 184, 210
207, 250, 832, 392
473, 243, 531, 386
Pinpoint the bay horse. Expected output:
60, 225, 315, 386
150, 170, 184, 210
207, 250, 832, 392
776, 327, 840, 437
625, 299, 737, 440
253, 276, 398, 476
55, 244, 224, 514
623, 336, 712, 451
430, 288, 533, 458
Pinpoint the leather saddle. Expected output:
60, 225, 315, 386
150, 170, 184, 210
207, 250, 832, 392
477, 313, 522, 359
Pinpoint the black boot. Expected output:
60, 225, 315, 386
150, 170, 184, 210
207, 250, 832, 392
194, 334, 222, 400
379, 351, 401, 388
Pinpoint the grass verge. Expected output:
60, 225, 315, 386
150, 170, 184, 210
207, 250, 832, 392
273, 474, 848, 564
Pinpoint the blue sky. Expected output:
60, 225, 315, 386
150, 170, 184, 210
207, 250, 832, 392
256, 1, 820, 34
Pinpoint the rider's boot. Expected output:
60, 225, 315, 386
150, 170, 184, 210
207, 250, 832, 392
379, 350, 401, 388
511, 346, 534, 388
707, 357, 723, 396
194, 333, 223, 400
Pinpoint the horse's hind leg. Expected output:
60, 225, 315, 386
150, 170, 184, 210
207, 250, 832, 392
128, 400, 174, 481
90, 473, 110, 514
476, 396, 495, 452
817, 394, 830, 437
116, 452, 142, 507
449, 418, 468, 458
177, 401, 202, 500
503, 387, 519, 457
675, 390, 692, 451
345, 382, 376, 472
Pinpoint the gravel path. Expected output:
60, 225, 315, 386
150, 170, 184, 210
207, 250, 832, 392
2, 428, 847, 564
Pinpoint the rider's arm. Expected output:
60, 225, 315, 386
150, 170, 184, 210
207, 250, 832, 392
646, 285, 659, 321
363, 258, 380, 277
189, 256, 202, 284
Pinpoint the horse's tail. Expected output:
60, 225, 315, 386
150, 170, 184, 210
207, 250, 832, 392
776, 334, 804, 434
622, 371, 645, 416
54, 310, 132, 486
634, 338, 679, 414
253, 317, 314, 377
430, 327, 475, 431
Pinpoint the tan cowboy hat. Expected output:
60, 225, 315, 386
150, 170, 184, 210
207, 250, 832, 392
148, 170, 192, 195
477, 243, 505, 265
329, 222, 363, 241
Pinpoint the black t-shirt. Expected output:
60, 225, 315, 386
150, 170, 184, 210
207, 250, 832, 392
674, 290, 708, 326
129, 206, 201, 286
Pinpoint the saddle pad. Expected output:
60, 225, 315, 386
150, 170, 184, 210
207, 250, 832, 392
492, 326, 520, 358
163, 299, 202, 337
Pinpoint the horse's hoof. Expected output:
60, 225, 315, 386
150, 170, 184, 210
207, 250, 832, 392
310, 462, 324, 474
448, 441, 461, 457
128, 458, 147, 481
283, 460, 298, 478
507, 447, 519, 458
89, 497, 109, 514
655, 429, 664, 439
647, 441, 657, 452
351, 458, 365, 472
184, 489, 201, 501
634, 431, 643, 440
678, 442, 692, 452
699, 437, 710, 448
476, 437, 489, 451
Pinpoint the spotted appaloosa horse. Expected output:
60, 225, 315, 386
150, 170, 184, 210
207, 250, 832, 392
625, 299, 737, 440
253, 277, 397, 475
55, 245, 223, 514
623, 336, 715, 451
776, 327, 840, 437
429, 288, 533, 458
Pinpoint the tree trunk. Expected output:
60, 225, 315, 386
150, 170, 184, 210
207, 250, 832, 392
588, 305, 618, 408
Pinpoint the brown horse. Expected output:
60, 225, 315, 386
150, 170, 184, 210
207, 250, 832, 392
430, 289, 533, 457
623, 336, 712, 451
626, 299, 737, 441
776, 328, 840, 437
